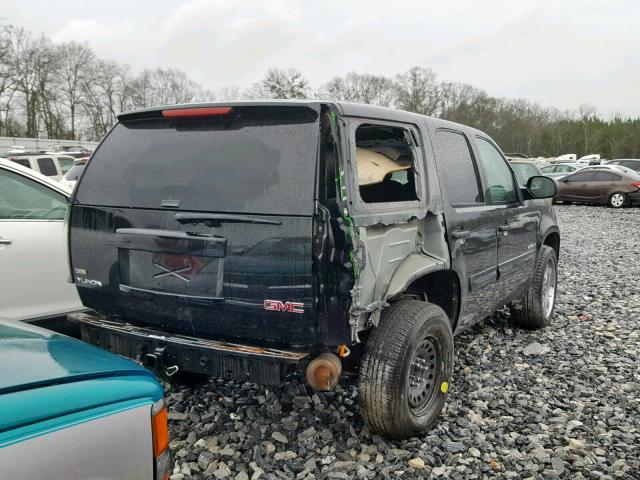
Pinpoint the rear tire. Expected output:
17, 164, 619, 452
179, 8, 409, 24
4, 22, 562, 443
510, 245, 557, 329
359, 300, 454, 438
608, 192, 626, 208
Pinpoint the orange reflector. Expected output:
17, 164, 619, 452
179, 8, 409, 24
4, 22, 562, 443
162, 106, 233, 118
152, 405, 169, 458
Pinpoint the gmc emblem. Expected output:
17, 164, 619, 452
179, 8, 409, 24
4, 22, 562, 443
264, 299, 304, 314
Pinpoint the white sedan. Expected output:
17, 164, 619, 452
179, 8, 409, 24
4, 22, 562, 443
0, 159, 83, 320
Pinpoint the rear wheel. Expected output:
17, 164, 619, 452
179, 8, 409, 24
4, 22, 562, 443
608, 192, 626, 208
510, 245, 557, 329
359, 300, 454, 438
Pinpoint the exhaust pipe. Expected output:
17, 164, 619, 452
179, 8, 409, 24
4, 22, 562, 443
306, 352, 342, 391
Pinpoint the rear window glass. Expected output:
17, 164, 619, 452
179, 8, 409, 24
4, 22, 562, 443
74, 106, 320, 215
37, 157, 58, 176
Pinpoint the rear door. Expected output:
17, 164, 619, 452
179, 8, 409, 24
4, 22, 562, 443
431, 128, 500, 329
70, 105, 321, 346
0, 167, 81, 320
590, 171, 622, 202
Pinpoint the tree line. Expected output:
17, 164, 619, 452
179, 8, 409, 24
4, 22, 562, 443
1, 24, 639, 159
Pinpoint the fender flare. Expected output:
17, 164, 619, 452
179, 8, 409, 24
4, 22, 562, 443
540, 224, 561, 257
384, 253, 448, 300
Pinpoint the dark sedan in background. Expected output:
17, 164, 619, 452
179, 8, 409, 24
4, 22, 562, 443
605, 159, 640, 172
555, 168, 640, 208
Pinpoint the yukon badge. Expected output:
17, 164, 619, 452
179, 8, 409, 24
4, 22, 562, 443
263, 299, 304, 314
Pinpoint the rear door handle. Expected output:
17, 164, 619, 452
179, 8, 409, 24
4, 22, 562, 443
451, 230, 470, 239
0, 238, 12, 245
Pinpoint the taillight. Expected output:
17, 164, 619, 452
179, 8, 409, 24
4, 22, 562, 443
162, 106, 233, 118
631, 182, 640, 188
151, 399, 171, 480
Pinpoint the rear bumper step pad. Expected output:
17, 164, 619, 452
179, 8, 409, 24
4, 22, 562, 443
68, 312, 309, 385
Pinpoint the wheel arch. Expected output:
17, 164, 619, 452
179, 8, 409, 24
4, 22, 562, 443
385, 257, 461, 327
542, 229, 560, 259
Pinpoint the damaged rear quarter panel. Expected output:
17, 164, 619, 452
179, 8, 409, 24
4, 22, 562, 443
338, 116, 451, 338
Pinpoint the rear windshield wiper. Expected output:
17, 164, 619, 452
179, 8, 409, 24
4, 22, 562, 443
174, 213, 281, 226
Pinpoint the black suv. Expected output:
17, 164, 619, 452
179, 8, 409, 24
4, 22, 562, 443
68, 101, 559, 438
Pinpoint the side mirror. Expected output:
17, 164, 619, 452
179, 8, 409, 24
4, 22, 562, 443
525, 175, 556, 199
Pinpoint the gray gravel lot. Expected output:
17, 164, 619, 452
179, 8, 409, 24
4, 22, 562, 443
166, 205, 640, 480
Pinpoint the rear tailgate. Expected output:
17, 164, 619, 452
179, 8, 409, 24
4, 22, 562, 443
70, 105, 321, 346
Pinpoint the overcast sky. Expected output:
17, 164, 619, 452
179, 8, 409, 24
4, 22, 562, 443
3, 0, 640, 116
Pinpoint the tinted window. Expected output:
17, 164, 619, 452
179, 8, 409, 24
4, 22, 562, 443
620, 160, 640, 170
37, 157, 58, 176
57, 156, 75, 174
11, 159, 30, 168
64, 163, 85, 181
355, 124, 418, 204
593, 172, 620, 181
75, 106, 319, 215
566, 171, 595, 182
433, 130, 482, 205
0, 170, 67, 220
476, 138, 518, 203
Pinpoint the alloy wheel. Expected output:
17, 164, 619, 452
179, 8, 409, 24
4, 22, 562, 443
541, 257, 557, 319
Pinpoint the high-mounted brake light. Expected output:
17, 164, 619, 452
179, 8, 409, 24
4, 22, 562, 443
162, 107, 233, 118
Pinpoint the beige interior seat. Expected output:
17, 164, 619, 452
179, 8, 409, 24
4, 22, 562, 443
356, 148, 411, 186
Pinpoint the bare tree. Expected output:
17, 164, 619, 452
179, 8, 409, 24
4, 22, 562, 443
253, 68, 308, 99
395, 67, 440, 115
323, 72, 395, 106
218, 85, 241, 101
57, 41, 94, 138
129, 67, 205, 108
81, 59, 134, 139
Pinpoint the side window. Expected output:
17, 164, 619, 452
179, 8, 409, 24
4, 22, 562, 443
57, 156, 75, 174
433, 130, 483, 205
593, 172, 620, 181
476, 138, 518, 204
355, 124, 418, 204
0, 170, 67, 220
37, 157, 58, 176
566, 171, 595, 182
11, 159, 31, 169
555, 165, 570, 173
320, 111, 338, 201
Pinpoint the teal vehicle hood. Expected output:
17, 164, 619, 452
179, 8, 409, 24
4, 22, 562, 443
0, 321, 162, 443
0, 320, 155, 394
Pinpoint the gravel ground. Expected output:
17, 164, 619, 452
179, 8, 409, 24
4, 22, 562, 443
165, 205, 640, 480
